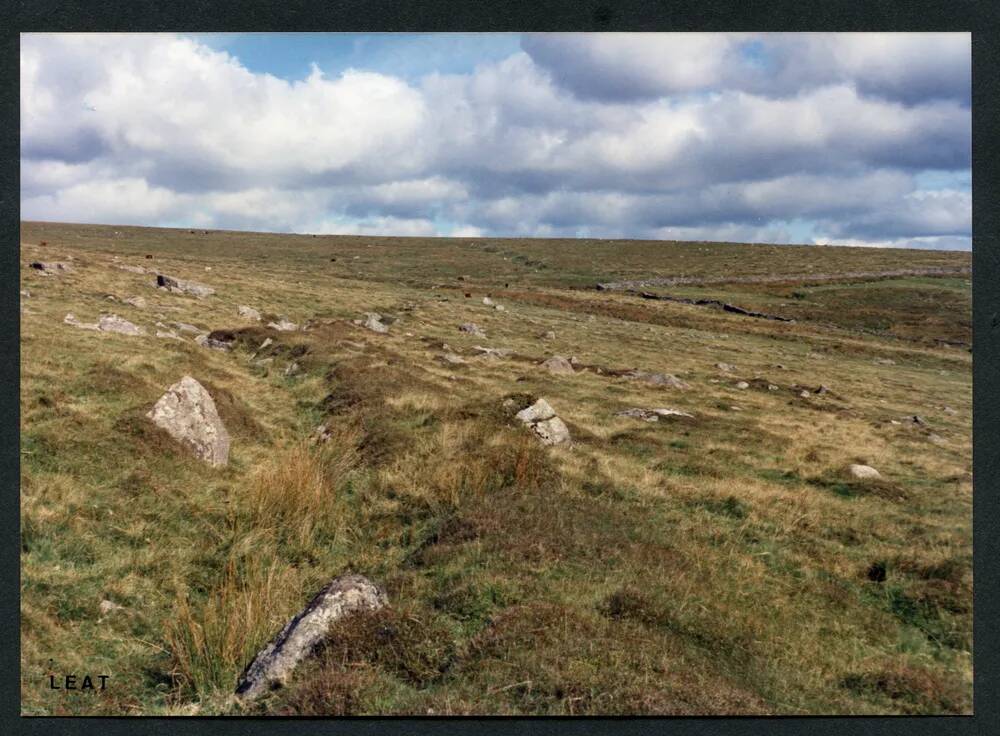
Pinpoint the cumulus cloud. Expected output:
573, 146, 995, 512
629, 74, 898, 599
20, 32, 970, 249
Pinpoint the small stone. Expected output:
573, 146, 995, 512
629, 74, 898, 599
625, 370, 688, 389
458, 323, 485, 337
799, 390, 810, 398
768, 384, 779, 391
541, 330, 556, 340
847, 464, 881, 480
362, 313, 388, 333
98, 314, 144, 335
516, 398, 556, 424
482, 297, 494, 306
267, 318, 298, 332
238, 305, 262, 321
715, 362, 736, 372
99, 599, 124, 617
441, 353, 466, 365
124, 296, 147, 308
541, 355, 575, 375
735, 381, 750, 390
195, 334, 232, 351
284, 361, 301, 377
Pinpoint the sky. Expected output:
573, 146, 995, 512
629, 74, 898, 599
20, 32, 971, 249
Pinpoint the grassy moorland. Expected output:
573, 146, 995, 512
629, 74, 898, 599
19, 221, 971, 715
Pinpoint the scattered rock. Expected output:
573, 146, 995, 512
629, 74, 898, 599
815, 385, 831, 395
116, 264, 147, 274
942, 406, 958, 416
99, 599, 124, 617
361, 313, 389, 333
735, 381, 750, 390
458, 323, 485, 337
238, 305, 262, 321
267, 317, 298, 332
847, 464, 881, 480
195, 334, 232, 351
284, 361, 301, 377
20, 289, 30, 298
472, 345, 510, 358
146, 376, 231, 467
98, 314, 144, 335
172, 322, 204, 334
768, 384, 779, 391
515, 398, 571, 446
156, 329, 183, 340
155, 273, 215, 297
235, 574, 388, 700
616, 408, 693, 422
907, 415, 928, 426
124, 296, 147, 308
541, 355, 575, 375
625, 370, 688, 389
540, 330, 556, 340
482, 297, 494, 306
799, 390, 811, 398
30, 261, 71, 275
494, 304, 506, 312
63, 313, 100, 331
715, 362, 736, 372
441, 353, 466, 365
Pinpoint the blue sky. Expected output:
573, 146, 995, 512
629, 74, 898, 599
21, 32, 971, 249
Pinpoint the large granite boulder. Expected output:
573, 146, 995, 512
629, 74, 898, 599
235, 574, 387, 700
146, 376, 230, 467
515, 398, 571, 446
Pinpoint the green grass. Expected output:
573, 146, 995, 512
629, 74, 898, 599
20, 221, 971, 715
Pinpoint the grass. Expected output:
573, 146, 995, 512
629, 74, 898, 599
19, 220, 971, 715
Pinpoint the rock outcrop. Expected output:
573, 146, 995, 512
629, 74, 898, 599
235, 574, 388, 700
361, 313, 389, 333
146, 376, 231, 467
616, 408, 693, 422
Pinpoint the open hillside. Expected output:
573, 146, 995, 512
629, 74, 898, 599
19, 221, 972, 715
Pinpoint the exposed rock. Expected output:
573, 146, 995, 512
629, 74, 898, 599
815, 385, 831, 395
124, 296, 147, 308
515, 398, 571, 446
767, 384, 779, 391
267, 317, 298, 332
541, 330, 556, 340
20, 289, 30, 298
235, 574, 388, 700
458, 323, 485, 337
847, 464, 881, 480
715, 362, 737, 372
362, 313, 389, 333
440, 353, 466, 365
482, 297, 494, 306
516, 398, 556, 424
799, 390, 811, 398
907, 415, 928, 426
156, 329, 183, 340
238, 305, 262, 321
735, 381, 750, 390
532, 417, 571, 446
284, 361, 301, 377
173, 322, 204, 334
472, 345, 510, 359
155, 273, 215, 297
541, 355, 575, 375
624, 370, 688, 389
616, 408, 693, 422
146, 376, 230, 467
195, 334, 232, 351
494, 305, 506, 312
874, 358, 896, 366
98, 314, 144, 335
942, 406, 958, 416
64, 313, 99, 331
31, 261, 71, 274
116, 264, 147, 274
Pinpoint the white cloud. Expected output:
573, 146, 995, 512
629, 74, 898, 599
20, 32, 971, 249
